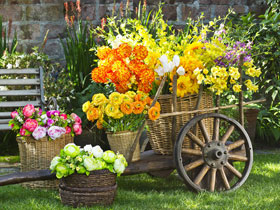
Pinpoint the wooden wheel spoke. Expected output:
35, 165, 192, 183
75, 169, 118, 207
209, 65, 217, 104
210, 168, 217, 192
227, 139, 245, 151
213, 118, 220, 141
221, 125, 235, 143
184, 159, 204, 171
182, 148, 202, 156
228, 153, 248, 162
198, 120, 211, 143
225, 162, 242, 178
187, 132, 205, 148
219, 167, 230, 190
194, 165, 210, 185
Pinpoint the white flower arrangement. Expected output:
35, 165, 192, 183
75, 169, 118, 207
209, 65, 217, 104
50, 143, 127, 179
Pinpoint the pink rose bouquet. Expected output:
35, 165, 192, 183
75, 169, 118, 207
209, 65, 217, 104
9, 104, 83, 140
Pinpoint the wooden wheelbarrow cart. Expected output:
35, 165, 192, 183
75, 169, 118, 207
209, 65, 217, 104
0, 61, 265, 193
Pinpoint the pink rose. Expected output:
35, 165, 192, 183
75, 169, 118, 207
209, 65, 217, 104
32, 126, 47, 140
73, 123, 82, 135
60, 113, 67, 120
20, 128, 30, 136
71, 113, 82, 124
23, 118, 38, 132
11, 111, 18, 119
65, 126, 71, 134
22, 104, 35, 118
47, 126, 66, 140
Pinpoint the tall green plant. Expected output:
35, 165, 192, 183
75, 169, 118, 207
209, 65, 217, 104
60, 20, 97, 92
0, 16, 17, 57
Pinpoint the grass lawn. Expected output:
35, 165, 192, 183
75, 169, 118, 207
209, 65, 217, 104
0, 153, 280, 210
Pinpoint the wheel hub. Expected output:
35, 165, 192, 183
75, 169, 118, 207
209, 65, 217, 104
203, 141, 228, 168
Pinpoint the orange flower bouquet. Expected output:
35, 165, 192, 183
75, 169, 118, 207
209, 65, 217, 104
82, 91, 160, 133
91, 43, 155, 94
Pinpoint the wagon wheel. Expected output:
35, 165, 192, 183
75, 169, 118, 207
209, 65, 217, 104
174, 113, 253, 192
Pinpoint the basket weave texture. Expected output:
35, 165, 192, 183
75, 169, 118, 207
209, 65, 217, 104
16, 134, 73, 189
107, 131, 140, 162
147, 92, 213, 155
59, 170, 117, 207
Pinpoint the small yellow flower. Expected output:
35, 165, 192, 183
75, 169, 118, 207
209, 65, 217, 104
82, 101, 91, 113
233, 84, 242, 93
92, 93, 107, 106
109, 92, 123, 105
126, 91, 137, 99
105, 104, 120, 117
203, 68, 209, 75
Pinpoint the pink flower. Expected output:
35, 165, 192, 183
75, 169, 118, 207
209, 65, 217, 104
11, 124, 14, 129
32, 126, 47, 140
60, 113, 67, 120
11, 111, 18, 119
73, 123, 82, 135
23, 118, 38, 132
20, 128, 30, 136
47, 126, 66, 140
65, 126, 71, 134
22, 104, 35, 118
71, 113, 82, 124
47, 119, 55, 127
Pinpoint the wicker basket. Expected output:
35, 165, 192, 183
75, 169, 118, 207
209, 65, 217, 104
59, 170, 117, 207
147, 92, 213, 155
16, 134, 74, 189
107, 131, 140, 162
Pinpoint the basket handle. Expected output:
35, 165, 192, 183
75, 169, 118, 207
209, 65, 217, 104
126, 75, 167, 163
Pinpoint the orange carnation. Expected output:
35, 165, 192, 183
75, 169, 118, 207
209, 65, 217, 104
132, 101, 145, 114
91, 67, 107, 83
148, 106, 160, 121
115, 82, 129, 93
120, 101, 134, 115
132, 45, 148, 60
112, 60, 131, 83
128, 60, 147, 77
97, 46, 112, 60
117, 43, 132, 59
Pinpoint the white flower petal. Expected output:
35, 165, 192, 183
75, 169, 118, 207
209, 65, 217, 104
177, 66, 185, 76
155, 66, 165, 76
173, 55, 180, 67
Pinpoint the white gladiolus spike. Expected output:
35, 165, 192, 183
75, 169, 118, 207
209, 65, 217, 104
173, 55, 180, 67
177, 66, 186, 76
155, 66, 165, 76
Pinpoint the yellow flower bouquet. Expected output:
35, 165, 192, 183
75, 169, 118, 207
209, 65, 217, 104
82, 91, 160, 133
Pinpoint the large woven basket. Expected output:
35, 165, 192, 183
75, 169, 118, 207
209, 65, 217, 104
147, 92, 213, 155
107, 131, 140, 162
59, 170, 117, 207
16, 134, 74, 189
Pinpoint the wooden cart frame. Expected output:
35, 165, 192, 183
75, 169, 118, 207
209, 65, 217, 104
0, 58, 265, 192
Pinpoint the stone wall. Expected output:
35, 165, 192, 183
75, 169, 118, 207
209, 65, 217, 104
0, 0, 267, 60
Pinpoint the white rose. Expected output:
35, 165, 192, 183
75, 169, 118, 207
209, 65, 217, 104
7, 63, 13, 69
114, 159, 126, 174
176, 66, 185, 76
92, 145, 103, 158
50, 156, 61, 170
83, 156, 98, 171
84, 144, 93, 154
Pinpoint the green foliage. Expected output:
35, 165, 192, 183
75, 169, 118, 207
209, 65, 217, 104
0, 156, 20, 163
60, 20, 97, 92
226, 1, 280, 143
0, 47, 48, 69
0, 16, 17, 57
